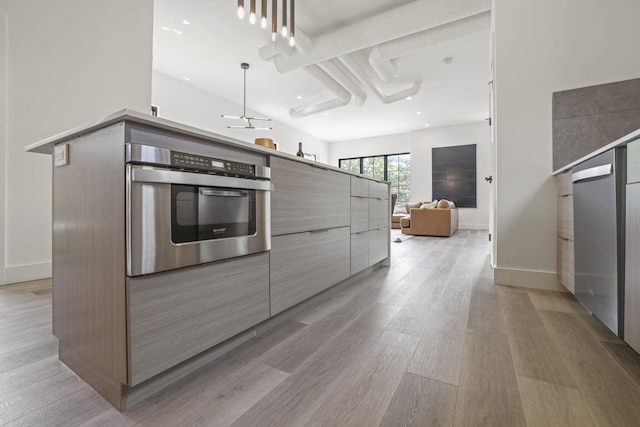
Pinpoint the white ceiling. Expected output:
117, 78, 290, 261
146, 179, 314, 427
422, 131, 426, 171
153, 0, 491, 142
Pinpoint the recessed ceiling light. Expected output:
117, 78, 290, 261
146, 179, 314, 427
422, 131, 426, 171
324, 112, 329, 116
406, 96, 412, 101
161, 26, 171, 31
297, 95, 302, 100
425, 123, 430, 127
182, 76, 191, 81
173, 29, 183, 34
183, 19, 191, 25
417, 111, 422, 115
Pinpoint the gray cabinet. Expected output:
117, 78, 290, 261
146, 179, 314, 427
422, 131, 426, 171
369, 227, 390, 265
369, 198, 390, 230
270, 157, 350, 235
351, 176, 369, 197
369, 180, 389, 200
555, 170, 575, 294
629, 140, 640, 184
351, 197, 369, 233
270, 227, 350, 315
349, 176, 390, 275
350, 232, 369, 275
128, 253, 270, 385
625, 159, 640, 352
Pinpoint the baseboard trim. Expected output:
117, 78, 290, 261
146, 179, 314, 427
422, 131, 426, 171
494, 267, 564, 291
4, 262, 52, 285
458, 224, 489, 230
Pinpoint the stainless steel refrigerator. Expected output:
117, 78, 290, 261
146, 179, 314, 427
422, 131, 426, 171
572, 148, 626, 336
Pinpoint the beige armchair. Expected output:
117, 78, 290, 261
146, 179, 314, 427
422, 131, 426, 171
400, 207, 458, 237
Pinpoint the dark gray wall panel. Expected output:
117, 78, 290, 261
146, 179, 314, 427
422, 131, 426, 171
553, 78, 640, 170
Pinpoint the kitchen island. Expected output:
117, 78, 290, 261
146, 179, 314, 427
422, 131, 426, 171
26, 110, 391, 410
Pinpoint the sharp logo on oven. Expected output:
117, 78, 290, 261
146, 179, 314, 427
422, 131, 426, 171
213, 228, 226, 234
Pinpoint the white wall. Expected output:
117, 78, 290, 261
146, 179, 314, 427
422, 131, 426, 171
152, 71, 329, 163
328, 133, 411, 166
493, 0, 640, 289
2, 0, 153, 285
410, 122, 490, 229
328, 122, 490, 230
1, 8, 6, 284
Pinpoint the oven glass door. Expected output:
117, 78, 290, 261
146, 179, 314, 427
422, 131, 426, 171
171, 184, 256, 243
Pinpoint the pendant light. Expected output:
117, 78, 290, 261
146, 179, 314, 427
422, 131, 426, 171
237, 0, 245, 19
249, 0, 256, 24
221, 63, 272, 130
260, 0, 267, 28
237, 0, 295, 46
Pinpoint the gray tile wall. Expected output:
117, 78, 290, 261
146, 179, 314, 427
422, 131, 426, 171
553, 78, 640, 170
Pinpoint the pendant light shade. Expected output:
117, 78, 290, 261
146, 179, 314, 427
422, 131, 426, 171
237, 0, 245, 19
249, 0, 256, 24
281, 0, 288, 37
260, 0, 267, 28
235, 0, 295, 45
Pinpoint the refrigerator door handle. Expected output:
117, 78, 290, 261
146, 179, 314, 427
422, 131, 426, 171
572, 164, 613, 183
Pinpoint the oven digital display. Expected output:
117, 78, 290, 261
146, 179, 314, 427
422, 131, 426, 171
211, 160, 224, 168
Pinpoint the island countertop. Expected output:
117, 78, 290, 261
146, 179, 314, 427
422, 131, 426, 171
26, 108, 388, 183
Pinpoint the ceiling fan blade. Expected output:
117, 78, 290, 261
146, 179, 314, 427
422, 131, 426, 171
244, 116, 272, 122
227, 125, 252, 129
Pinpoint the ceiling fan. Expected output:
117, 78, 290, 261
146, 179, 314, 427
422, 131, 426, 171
221, 62, 272, 130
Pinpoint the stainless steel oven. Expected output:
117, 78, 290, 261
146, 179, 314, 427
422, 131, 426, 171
126, 144, 271, 276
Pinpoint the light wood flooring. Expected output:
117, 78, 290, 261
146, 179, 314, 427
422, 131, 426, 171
3, 230, 640, 426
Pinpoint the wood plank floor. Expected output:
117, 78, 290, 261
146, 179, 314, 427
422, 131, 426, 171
3, 230, 640, 426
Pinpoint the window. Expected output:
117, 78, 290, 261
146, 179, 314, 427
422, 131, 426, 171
339, 153, 410, 204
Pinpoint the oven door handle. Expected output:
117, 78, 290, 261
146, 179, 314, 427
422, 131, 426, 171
130, 167, 273, 191
200, 189, 247, 197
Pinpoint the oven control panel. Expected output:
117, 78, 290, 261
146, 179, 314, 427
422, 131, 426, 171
171, 151, 255, 177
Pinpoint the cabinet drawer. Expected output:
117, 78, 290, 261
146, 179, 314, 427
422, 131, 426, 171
351, 176, 369, 197
271, 227, 350, 315
557, 237, 575, 294
369, 181, 389, 200
128, 253, 270, 385
369, 198, 390, 230
369, 227, 389, 266
351, 197, 369, 233
554, 170, 573, 196
557, 195, 574, 240
351, 232, 369, 275
270, 157, 350, 235
629, 139, 640, 185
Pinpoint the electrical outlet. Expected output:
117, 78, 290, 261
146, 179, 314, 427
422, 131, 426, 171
54, 144, 69, 167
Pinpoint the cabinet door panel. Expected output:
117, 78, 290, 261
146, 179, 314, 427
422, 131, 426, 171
369, 181, 389, 200
557, 195, 574, 240
628, 140, 640, 185
557, 237, 575, 294
625, 183, 640, 352
554, 171, 573, 196
351, 176, 369, 197
271, 227, 350, 315
351, 197, 369, 233
128, 253, 270, 385
271, 157, 350, 235
351, 232, 369, 276
369, 227, 389, 266
369, 198, 390, 230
